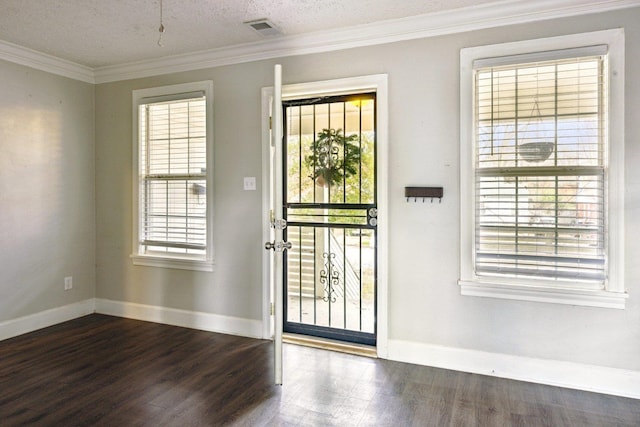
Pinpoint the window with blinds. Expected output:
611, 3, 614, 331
473, 50, 607, 285
132, 81, 213, 269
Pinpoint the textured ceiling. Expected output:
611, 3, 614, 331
0, 0, 499, 68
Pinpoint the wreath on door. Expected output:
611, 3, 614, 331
305, 128, 361, 187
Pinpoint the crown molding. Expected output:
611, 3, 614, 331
0, 0, 637, 84
0, 39, 94, 83
92, 0, 640, 83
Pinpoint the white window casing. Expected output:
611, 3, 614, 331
131, 81, 214, 271
459, 30, 626, 308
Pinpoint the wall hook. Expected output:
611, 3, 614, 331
404, 186, 444, 204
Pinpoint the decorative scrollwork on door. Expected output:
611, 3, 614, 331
320, 252, 340, 303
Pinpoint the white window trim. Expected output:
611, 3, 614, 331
459, 29, 626, 308
131, 81, 214, 271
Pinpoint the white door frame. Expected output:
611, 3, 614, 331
261, 74, 389, 358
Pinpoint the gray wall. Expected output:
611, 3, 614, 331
0, 60, 95, 321
93, 7, 638, 371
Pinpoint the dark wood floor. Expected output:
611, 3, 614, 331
0, 315, 637, 426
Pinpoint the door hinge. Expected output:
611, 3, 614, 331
269, 116, 272, 130
270, 302, 274, 315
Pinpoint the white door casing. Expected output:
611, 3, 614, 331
261, 73, 389, 365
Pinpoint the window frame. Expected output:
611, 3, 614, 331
459, 29, 626, 308
131, 81, 214, 271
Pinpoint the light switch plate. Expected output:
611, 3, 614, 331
243, 177, 257, 191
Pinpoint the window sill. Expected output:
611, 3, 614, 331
131, 254, 213, 272
458, 279, 627, 309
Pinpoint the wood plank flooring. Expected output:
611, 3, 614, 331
0, 314, 637, 426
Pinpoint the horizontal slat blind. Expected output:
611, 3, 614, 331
139, 96, 207, 255
474, 54, 606, 284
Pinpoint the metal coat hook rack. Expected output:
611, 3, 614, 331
404, 186, 443, 203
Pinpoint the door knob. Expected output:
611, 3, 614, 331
265, 241, 292, 252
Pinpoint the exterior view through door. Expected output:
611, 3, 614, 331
283, 93, 377, 346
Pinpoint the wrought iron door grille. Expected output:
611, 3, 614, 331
283, 93, 377, 346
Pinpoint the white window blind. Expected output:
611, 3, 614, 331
138, 95, 207, 257
473, 51, 607, 285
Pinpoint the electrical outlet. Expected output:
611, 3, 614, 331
64, 276, 73, 290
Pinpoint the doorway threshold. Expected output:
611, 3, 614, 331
283, 333, 377, 358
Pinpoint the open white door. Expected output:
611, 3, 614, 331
268, 64, 285, 385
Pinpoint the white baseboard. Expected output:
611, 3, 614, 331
387, 339, 640, 399
4, 301, 637, 399
0, 299, 96, 342
95, 298, 264, 339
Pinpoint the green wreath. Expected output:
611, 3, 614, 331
305, 128, 361, 187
